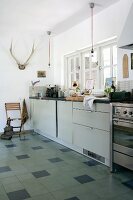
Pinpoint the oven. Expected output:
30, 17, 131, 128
111, 103, 133, 171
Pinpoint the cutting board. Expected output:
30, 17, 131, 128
123, 54, 129, 78
66, 96, 84, 101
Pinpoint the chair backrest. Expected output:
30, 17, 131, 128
5, 103, 21, 119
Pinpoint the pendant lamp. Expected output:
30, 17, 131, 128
47, 31, 51, 67
90, 2, 94, 56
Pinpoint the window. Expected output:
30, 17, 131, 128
65, 39, 117, 90
101, 44, 117, 89
82, 49, 99, 89
67, 54, 81, 88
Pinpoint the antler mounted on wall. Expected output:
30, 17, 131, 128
10, 42, 36, 70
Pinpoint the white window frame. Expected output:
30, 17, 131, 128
64, 38, 117, 90
100, 43, 117, 89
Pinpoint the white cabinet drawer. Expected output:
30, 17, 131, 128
73, 109, 110, 131
73, 102, 110, 113
73, 124, 110, 161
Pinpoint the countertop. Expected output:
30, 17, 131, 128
29, 96, 110, 104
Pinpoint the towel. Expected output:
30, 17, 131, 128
21, 99, 29, 125
83, 95, 96, 111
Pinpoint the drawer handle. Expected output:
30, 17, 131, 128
90, 127, 93, 130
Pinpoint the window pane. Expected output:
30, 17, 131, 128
76, 73, 79, 81
113, 65, 117, 79
92, 61, 98, 68
113, 45, 117, 65
92, 51, 98, 68
85, 71, 90, 83
103, 47, 110, 66
71, 74, 74, 86
91, 70, 97, 89
91, 70, 97, 80
92, 51, 97, 62
71, 59, 74, 72
84, 52, 90, 69
76, 57, 80, 71
104, 67, 111, 86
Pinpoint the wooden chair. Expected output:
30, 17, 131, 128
5, 103, 23, 138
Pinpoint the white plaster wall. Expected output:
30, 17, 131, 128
0, 31, 54, 132
53, 0, 133, 87
117, 49, 133, 81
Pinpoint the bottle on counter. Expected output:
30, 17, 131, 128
58, 88, 61, 98
111, 81, 116, 92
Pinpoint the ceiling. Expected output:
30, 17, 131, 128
0, 0, 120, 35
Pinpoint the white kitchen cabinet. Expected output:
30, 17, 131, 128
57, 101, 73, 144
73, 123, 110, 165
33, 99, 56, 138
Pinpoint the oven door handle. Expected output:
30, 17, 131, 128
113, 118, 133, 123
113, 119, 133, 128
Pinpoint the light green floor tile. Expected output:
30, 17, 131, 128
0, 194, 9, 200
31, 193, 55, 200
38, 175, 66, 192
0, 184, 7, 195
17, 173, 35, 181
0, 171, 14, 179
51, 185, 98, 200
24, 182, 49, 197
3, 181, 24, 193
85, 177, 131, 199
101, 190, 133, 200
0, 176, 19, 185
78, 193, 102, 200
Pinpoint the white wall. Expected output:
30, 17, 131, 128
117, 49, 133, 81
0, 31, 54, 132
53, 0, 133, 86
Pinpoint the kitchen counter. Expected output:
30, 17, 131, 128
29, 96, 110, 104
29, 96, 66, 101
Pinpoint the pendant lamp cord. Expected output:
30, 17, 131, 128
90, 2, 94, 54
91, 4, 94, 54
47, 31, 51, 67
48, 36, 51, 66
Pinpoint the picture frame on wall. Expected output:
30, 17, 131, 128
37, 71, 46, 78
105, 77, 116, 87
131, 53, 133, 70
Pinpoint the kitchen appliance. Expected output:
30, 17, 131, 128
111, 102, 133, 172
46, 85, 58, 98
109, 91, 131, 102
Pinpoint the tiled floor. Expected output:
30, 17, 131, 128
0, 133, 132, 200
